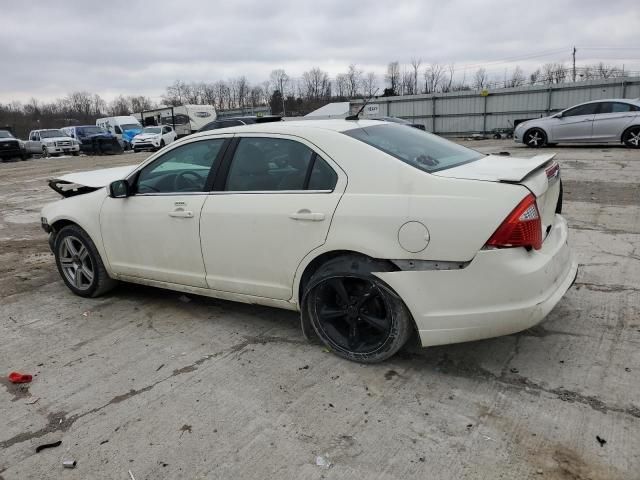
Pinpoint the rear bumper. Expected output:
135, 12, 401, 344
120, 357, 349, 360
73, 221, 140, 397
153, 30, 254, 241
375, 214, 577, 347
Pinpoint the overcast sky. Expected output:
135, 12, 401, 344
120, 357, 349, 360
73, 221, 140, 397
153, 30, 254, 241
1, 0, 639, 103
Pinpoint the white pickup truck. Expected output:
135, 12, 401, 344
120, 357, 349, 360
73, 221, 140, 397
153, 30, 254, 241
25, 129, 81, 157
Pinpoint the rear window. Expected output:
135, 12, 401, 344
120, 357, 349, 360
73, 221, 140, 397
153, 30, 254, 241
344, 124, 483, 173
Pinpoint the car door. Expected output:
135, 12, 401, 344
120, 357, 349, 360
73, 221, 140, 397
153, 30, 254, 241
26, 131, 41, 153
100, 137, 229, 287
591, 101, 639, 141
199, 135, 346, 300
162, 126, 173, 144
551, 102, 599, 142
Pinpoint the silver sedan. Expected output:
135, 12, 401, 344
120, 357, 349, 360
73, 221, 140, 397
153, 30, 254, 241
514, 99, 640, 148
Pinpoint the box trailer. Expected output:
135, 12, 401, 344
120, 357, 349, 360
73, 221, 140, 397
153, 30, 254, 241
137, 105, 217, 137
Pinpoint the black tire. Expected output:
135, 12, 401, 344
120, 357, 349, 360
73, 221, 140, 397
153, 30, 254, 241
523, 128, 547, 148
72, 151, 80, 156
42, 146, 49, 158
622, 126, 640, 148
54, 224, 117, 298
303, 255, 414, 363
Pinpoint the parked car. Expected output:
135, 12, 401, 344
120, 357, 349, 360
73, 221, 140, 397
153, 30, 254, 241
0, 129, 29, 161
25, 129, 80, 157
515, 99, 640, 148
131, 126, 177, 152
96, 116, 142, 150
41, 120, 576, 363
60, 125, 122, 155
198, 115, 282, 132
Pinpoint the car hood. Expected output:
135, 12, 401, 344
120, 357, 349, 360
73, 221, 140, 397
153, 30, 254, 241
41, 137, 74, 142
51, 165, 138, 188
133, 133, 160, 140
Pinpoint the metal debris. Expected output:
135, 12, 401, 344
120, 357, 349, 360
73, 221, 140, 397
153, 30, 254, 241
62, 459, 77, 469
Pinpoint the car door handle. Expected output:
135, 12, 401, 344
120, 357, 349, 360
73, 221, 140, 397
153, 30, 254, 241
169, 209, 194, 218
289, 210, 325, 221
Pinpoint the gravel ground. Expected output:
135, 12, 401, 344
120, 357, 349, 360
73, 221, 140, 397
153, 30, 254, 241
1, 141, 639, 479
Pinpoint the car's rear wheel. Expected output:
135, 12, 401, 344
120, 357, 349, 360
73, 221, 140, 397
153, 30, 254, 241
524, 128, 547, 148
304, 255, 414, 363
54, 225, 117, 298
622, 126, 640, 148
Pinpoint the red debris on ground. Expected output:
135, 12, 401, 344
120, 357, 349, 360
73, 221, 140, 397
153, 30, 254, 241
8, 372, 33, 384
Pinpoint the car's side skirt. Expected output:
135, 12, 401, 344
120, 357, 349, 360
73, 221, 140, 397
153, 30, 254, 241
115, 274, 300, 312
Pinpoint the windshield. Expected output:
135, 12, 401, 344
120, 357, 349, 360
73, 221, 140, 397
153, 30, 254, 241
40, 130, 67, 139
344, 124, 483, 173
0, 130, 14, 138
122, 124, 141, 131
142, 127, 161, 134
77, 126, 106, 136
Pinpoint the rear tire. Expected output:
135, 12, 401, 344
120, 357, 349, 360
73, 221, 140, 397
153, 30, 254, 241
54, 225, 117, 298
303, 255, 414, 363
622, 126, 640, 148
523, 128, 547, 148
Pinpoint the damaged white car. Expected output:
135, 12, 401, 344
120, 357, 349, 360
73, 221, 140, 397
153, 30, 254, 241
41, 120, 577, 362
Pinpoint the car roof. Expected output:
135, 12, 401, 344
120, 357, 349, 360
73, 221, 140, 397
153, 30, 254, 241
572, 98, 640, 107
196, 119, 382, 136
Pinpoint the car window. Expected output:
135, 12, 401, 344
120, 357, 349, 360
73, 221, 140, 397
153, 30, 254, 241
598, 102, 635, 114
136, 139, 225, 194
308, 156, 338, 190
344, 124, 483, 173
225, 138, 315, 191
114, 125, 123, 134
563, 103, 599, 117
162, 127, 171, 134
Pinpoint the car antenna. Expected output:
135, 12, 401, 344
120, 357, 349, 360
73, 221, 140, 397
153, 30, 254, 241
346, 89, 379, 121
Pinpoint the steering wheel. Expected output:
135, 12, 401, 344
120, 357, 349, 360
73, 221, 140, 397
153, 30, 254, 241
173, 171, 202, 191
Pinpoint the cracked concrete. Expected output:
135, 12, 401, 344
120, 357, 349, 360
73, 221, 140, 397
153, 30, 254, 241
1, 143, 639, 479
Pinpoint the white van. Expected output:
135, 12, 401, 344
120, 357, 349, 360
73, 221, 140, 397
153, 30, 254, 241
95, 116, 142, 150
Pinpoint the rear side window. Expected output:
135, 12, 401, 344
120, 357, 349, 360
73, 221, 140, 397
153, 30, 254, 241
563, 103, 599, 117
344, 124, 483, 173
225, 137, 337, 192
599, 102, 636, 114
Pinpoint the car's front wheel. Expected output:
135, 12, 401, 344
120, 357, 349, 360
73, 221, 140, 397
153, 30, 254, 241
523, 128, 547, 148
54, 225, 117, 297
303, 256, 414, 363
623, 126, 640, 148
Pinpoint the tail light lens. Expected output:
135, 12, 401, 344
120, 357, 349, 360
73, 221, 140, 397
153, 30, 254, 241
486, 194, 542, 250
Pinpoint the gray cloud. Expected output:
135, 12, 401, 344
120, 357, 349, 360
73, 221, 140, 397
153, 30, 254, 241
1, 0, 638, 102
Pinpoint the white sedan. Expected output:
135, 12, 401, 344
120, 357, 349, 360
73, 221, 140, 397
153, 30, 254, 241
131, 125, 177, 152
41, 120, 577, 362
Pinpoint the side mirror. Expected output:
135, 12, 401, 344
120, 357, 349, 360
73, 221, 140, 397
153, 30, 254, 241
109, 179, 130, 198
554, 112, 563, 119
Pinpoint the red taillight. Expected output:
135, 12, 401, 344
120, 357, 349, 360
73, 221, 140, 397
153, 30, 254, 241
486, 194, 542, 250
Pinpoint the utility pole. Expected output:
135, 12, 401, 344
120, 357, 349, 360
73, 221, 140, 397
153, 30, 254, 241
572, 46, 577, 82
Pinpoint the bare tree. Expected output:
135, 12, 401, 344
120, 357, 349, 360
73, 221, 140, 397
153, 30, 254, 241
424, 63, 445, 93
109, 95, 130, 116
386, 61, 400, 95
507, 66, 526, 87
345, 64, 363, 98
129, 96, 154, 113
529, 68, 541, 85
542, 63, 566, 84
363, 72, 377, 98
302, 67, 330, 101
410, 57, 422, 95
401, 68, 414, 95
473, 68, 488, 90
335, 73, 348, 98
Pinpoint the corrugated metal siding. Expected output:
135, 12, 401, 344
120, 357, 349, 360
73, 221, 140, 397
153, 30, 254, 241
355, 77, 640, 134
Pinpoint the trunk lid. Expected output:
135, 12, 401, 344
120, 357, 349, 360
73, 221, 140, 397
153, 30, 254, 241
434, 153, 561, 239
